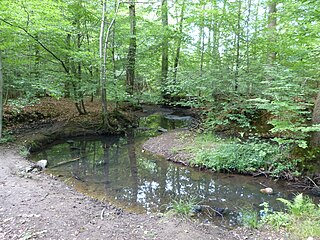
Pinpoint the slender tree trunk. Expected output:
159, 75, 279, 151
245, 0, 252, 94
311, 92, 320, 147
100, 0, 120, 128
0, 52, 3, 139
268, 1, 277, 62
199, 3, 206, 77
161, 0, 169, 98
173, 0, 186, 83
126, 0, 136, 96
111, 10, 118, 108
100, 0, 108, 127
234, 0, 242, 92
212, 0, 225, 64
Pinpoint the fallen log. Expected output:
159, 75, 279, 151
51, 157, 80, 168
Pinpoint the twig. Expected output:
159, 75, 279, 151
253, 170, 269, 177
259, 182, 269, 188
200, 205, 224, 219
39, 193, 49, 202
100, 207, 106, 220
306, 176, 319, 188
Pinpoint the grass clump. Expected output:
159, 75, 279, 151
165, 198, 197, 218
189, 134, 300, 177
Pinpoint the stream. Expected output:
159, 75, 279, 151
30, 108, 310, 226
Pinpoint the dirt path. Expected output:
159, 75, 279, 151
0, 144, 233, 240
0, 143, 291, 240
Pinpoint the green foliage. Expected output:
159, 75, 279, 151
260, 202, 292, 230
250, 65, 316, 148
19, 146, 30, 157
277, 193, 316, 216
0, 131, 15, 144
202, 99, 258, 132
260, 194, 320, 238
191, 136, 299, 177
239, 209, 259, 229
166, 198, 197, 217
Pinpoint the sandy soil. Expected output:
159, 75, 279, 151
142, 130, 196, 165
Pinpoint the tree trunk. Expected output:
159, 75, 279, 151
234, 0, 242, 92
268, 1, 277, 62
100, 0, 120, 128
245, 0, 252, 94
126, 0, 137, 96
0, 51, 3, 139
311, 92, 320, 147
100, 0, 108, 127
161, 0, 169, 98
173, 0, 186, 84
199, 4, 206, 77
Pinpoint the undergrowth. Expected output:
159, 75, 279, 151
189, 133, 301, 178
0, 131, 15, 144
241, 194, 320, 239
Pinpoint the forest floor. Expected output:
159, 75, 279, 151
0, 98, 290, 240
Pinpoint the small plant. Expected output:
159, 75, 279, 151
166, 198, 197, 217
239, 209, 259, 229
19, 146, 30, 157
259, 202, 291, 230
0, 131, 15, 144
277, 193, 316, 216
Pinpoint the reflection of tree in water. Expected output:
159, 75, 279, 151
33, 135, 295, 215
127, 129, 138, 203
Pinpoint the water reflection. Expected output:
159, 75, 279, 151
30, 113, 305, 225
32, 134, 294, 218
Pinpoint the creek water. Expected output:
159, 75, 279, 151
30, 110, 309, 226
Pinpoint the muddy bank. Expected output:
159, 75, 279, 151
142, 130, 196, 165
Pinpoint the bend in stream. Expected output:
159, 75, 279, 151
30, 110, 316, 227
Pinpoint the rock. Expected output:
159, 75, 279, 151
36, 160, 48, 170
260, 187, 273, 194
26, 160, 48, 172
158, 127, 168, 133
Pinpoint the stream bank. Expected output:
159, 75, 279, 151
0, 98, 292, 239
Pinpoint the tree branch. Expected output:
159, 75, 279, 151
0, 18, 69, 74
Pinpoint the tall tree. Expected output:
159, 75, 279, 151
172, 0, 186, 83
199, 2, 206, 77
161, 0, 169, 97
234, 0, 242, 92
100, 0, 120, 128
99, 0, 108, 127
126, 0, 137, 96
267, 0, 277, 62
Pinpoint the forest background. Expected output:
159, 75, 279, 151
0, 0, 320, 171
